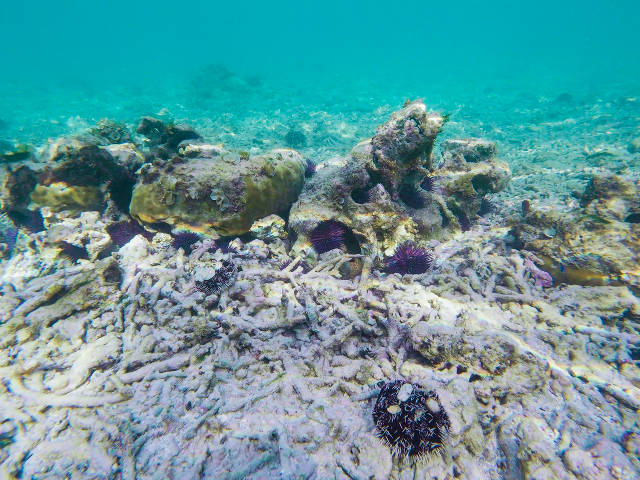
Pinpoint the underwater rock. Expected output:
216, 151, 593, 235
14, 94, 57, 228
137, 117, 201, 150
432, 138, 511, 230
3, 165, 38, 211
31, 142, 135, 213
31, 182, 103, 212
178, 142, 226, 159
250, 214, 287, 241
46, 211, 112, 260
510, 174, 640, 288
84, 119, 132, 145
1, 165, 46, 232
0, 143, 31, 163
129, 146, 306, 237
0, 214, 18, 258
103, 142, 145, 173
289, 101, 510, 255
369, 100, 443, 197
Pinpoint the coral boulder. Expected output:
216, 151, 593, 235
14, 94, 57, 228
130, 147, 306, 237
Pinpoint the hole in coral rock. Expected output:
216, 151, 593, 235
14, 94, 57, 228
471, 174, 492, 195
351, 187, 371, 204
456, 211, 471, 232
438, 206, 450, 228
624, 213, 640, 223
343, 227, 361, 254
109, 176, 136, 213
448, 203, 471, 232
399, 184, 425, 209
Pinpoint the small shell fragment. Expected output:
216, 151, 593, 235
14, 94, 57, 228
387, 404, 401, 414
397, 383, 413, 402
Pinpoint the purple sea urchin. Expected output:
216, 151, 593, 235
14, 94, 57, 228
304, 158, 316, 178
309, 220, 347, 254
420, 176, 435, 192
107, 220, 154, 247
172, 231, 201, 254
373, 380, 450, 460
385, 242, 432, 275
195, 259, 238, 296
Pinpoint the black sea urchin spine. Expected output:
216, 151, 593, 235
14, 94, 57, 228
107, 220, 154, 247
195, 259, 238, 296
373, 380, 450, 460
172, 231, 201, 254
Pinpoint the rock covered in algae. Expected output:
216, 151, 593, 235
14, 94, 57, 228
289, 100, 511, 255
3, 137, 140, 214
250, 214, 287, 241
129, 146, 306, 236
510, 174, 640, 288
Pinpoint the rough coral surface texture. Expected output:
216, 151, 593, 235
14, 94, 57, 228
289, 100, 511, 255
130, 147, 306, 236
510, 174, 640, 289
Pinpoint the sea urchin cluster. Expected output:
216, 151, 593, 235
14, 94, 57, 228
373, 380, 450, 460
309, 220, 348, 254
385, 242, 433, 275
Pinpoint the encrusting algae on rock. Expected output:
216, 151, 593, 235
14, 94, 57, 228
510, 173, 640, 289
129, 147, 306, 237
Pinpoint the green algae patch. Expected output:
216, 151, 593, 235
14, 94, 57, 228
30, 182, 103, 212
129, 148, 306, 236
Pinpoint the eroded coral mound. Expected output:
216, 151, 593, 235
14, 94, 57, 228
510, 174, 640, 288
289, 100, 511, 255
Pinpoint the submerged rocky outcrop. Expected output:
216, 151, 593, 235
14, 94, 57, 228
289, 100, 511, 255
510, 174, 640, 289
0, 100, 639, 480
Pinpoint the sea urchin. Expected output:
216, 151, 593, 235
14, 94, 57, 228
385, 242, 433, 275
309, 220, 347, 254
194, 259, 238, 296
172, 231, 201, 254
373, 380, 450, 460
107, 220, 154, 247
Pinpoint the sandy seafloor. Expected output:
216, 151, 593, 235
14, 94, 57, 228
0, 71, 639, 480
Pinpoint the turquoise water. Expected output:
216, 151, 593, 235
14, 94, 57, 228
1, 0, 639, 152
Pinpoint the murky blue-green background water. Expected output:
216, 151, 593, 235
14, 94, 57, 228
1, 0, 639, 153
